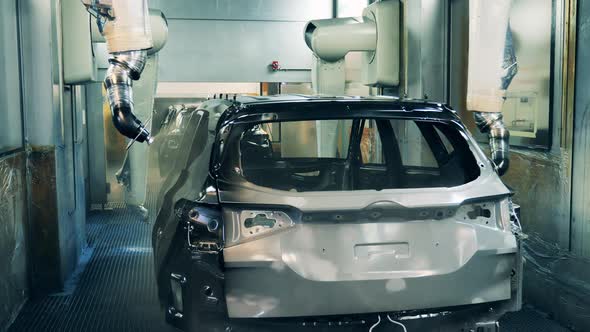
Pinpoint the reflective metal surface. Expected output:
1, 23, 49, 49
474, 112, 511, 176
211, 96, 519, 319
104, 50, 152, 143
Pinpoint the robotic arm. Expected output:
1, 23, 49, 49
305, 0, 516, 176
81, 0, 168, 214
82, 0, 155, 144
304, 1, 400, 95
467, 0, 517, 176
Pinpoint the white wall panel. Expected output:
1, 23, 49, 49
158, 19, 314, 82
19, 0, 56, 146
0, 0, 23, 152
157, 0, 332, 21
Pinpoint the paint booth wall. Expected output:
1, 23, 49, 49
16, 0, 88, 297
0, 1, 27, 329
0, 154, 27, 331
494, 1, 590, 329
501, 149, 590, 331
448, 0, 590, 329
152, 0, 332, 83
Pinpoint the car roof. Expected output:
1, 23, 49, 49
235, 94, 446, 108
213, 94, 460, 126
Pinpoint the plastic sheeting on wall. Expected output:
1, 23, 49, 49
523, 233, 590, 330
503, 147, 590, 330
0, 152, 27, 330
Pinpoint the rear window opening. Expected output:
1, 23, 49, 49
236, 118, 480, 192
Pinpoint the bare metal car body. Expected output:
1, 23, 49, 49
152, 95, 523, 332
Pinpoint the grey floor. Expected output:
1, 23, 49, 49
9, 207, 176, 332
8, 205, 572, 332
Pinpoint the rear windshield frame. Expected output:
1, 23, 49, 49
214, 113, 482, 192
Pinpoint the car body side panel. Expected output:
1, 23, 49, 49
153, 110, 211, 276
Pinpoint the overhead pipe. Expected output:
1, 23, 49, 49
467, 0, 516, 176
304, 18, 377, 62
303, 1, 400, 92
83, 0, 154, 143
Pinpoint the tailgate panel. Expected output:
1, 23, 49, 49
223, 217, 517, 318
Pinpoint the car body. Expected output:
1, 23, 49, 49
152, 95, 523, 332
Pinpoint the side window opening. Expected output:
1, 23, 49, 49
391, 120, 439, 168
360, 120, 385, 165
269, 120, 352, 159
435, 126, 455, 155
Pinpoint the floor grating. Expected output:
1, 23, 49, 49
8, 207, 176, 332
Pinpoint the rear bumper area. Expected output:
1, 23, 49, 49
225, 302, 509, 332
223, 219, 520, 318
225, 252, 516, 318
159, 221, 521, 331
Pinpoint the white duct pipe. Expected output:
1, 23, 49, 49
91, 9, 167, 54
305, 18, 377, 63
102, 0, 152, 53
147, 9, 168, 55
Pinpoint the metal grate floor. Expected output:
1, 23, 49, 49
8, 207, 176, 332
8, 206, 572, 332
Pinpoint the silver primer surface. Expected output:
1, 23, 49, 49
222, 194, 517, 318
216, 103, 518, 318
